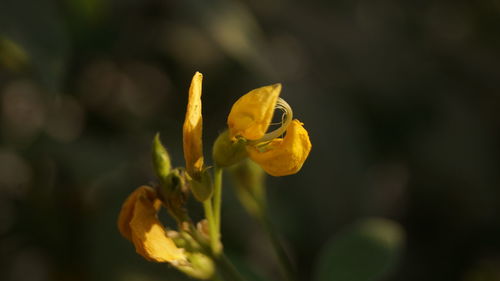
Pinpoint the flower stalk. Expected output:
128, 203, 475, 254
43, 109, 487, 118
203, 198, 220, 255
257, 206, 298, 281
213, 166, 223, 233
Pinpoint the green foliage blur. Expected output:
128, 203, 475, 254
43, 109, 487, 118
1, 0, 500, 280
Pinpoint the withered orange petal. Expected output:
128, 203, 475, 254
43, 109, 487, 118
129, 190, 186, 263
117, 186, 157, 241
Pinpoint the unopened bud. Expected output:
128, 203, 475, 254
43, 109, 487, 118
176, 253, 215, 280
152, 133, 171, 183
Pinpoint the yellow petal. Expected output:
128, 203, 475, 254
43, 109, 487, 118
130, 195, 186, 262
227, 83, 281, 140
117, 186, 186, 263
247, 119, 311, 176
117, 186, 157, 240
183, 72, 204, 178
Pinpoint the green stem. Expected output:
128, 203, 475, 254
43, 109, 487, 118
211, 273, 224, 281
203, 199, 219, 254
257, 202, 298, 281
216, 254, 246, 281
213, 166, 223, 232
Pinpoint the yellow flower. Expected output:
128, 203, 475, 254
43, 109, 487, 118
228, 84, 281, 140
247, 119, 311, 176
183, 72, 204, 179
227, 84, 312, 176
117, 186, 186, 264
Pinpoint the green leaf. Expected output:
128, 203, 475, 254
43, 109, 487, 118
314, 218, 405, 281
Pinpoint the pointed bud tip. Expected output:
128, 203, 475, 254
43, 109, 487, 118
152, 132, 172, 181
153, 132, 161, 143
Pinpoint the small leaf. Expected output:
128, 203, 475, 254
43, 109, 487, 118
314, 218, 405, 281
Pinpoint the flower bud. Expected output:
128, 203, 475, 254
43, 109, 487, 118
168, 231, 215, 280
177, 252, 215, 280
212, 130, 248, 167
152, 133, 171, 183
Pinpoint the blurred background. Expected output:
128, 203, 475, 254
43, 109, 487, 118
1, 0, 500, 280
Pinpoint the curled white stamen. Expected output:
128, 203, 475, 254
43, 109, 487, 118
248, 97, 293, 145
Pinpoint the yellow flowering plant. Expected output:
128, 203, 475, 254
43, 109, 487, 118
226, 83, 311, 176
117, 72, 311, 281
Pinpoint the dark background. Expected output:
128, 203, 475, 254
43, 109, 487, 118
1, 0, 499, 280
